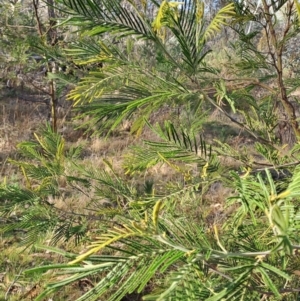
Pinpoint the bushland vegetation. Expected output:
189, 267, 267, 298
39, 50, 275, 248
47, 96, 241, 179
1, 0, 300, 300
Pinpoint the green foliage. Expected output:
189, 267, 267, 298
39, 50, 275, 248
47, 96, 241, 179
57, 0, 236, 134
26, 164, 300, 300
2, 0, 300, 300
10, 125, 67, 193
0, 125, 129, 245
0, 125, 82, 244
15, 120, 300, 300
124, 120, 215, 174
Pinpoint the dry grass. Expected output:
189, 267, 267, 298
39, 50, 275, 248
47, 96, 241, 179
0, 97, 48, 154
0, 233, 73, 301
0, 85, 271, 300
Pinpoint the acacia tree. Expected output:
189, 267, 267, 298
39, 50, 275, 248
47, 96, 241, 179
5, 0, 300, 300
231, 0, 300, 145
0, 0, 37, 88
32, 0, 61, 131
45, 0, 300, 146
52, 0, 236, 134
0, 0, 300, 301
0, 0, 78, 131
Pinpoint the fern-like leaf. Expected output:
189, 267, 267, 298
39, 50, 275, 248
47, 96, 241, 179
203, 3, 236, 42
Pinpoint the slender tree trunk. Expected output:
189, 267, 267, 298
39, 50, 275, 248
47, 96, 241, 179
47, 0, 58, 46
262, 0, 300, 144
47, 0, 58, 132
32, 0, 58, 132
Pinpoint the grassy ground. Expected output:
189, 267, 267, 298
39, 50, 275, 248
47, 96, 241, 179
0, 84, 255, 300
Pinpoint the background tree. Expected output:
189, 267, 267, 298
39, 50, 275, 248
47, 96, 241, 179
231, 0, 300, 145
0, 0, 79, 132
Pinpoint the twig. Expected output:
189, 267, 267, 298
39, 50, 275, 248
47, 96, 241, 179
202, 91, 274, 146
5, 271, 22, 300
251, 160, 300, 172
50, 204, 124, 227
32, 0, 44, 38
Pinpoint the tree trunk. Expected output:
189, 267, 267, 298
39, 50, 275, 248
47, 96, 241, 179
47, 0, 58, 46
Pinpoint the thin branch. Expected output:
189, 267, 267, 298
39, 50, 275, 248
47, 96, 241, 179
251, 160, 300, 172
50, 204, 124, 227
277, 0, 294, 57
5, 24, 36, 29
202, 91, 274, 146
32, 0, 44, 38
